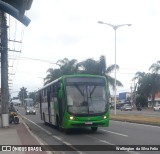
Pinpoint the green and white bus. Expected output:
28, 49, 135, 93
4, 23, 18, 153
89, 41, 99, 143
37, 74, 110, 132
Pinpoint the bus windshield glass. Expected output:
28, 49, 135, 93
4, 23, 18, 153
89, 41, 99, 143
66, 78, 107, 115
24, 98, 34, 107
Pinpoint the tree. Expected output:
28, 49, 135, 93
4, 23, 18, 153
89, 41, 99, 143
28, 91, 36, 104
104, 63, 123, 90
132, 71, 146, 92
78, 55, 123, 90
149, 61, 160, 73
99, 55, 106, 75
57, 58, 78, 75
18, 87, 28, 105
44, 58, 78, 85
136, 95, 148, 107
44, 68, 61, 85
136, 73, 160, 107
44, 55, 123, 91
77, 58, 99, 74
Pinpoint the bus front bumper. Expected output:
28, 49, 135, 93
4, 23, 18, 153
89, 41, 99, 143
64, 118, 109, 128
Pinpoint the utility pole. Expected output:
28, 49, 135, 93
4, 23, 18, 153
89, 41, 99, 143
0, 11, 9, 127
0, 0, 33, 128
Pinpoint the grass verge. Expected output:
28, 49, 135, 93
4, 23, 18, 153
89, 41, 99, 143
110, 114, 160, 126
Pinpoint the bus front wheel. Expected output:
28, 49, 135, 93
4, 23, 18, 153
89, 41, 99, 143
91, 127, 98, 132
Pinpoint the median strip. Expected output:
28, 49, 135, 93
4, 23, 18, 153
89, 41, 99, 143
110, 114, 160, 126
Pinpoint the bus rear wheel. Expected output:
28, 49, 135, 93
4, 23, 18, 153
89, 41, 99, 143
91, 127, 98, 132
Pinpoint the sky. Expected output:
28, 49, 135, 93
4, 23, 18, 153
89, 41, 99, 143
7, 0, 160, 97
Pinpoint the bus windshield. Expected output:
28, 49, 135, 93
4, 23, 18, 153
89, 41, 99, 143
66, 84, 107, 115
24, 98, 34, 107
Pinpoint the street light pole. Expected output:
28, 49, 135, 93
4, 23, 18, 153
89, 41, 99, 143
98, 21, 131, 115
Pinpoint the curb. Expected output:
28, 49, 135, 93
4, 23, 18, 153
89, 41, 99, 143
20, 116, 54, 154
110, 118, 160, 127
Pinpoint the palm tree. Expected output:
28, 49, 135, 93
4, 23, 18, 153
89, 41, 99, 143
99, 55, 106, 75
137, 73, 160, 107
77, 58, 99, 74
132, 71, 146, 92
57, 58, 78, 75
149, 61, 160, 73
78, 55, 123, 90
44, 68, 61, 85
44, 55, 123, 91
104, 64, 123, 90
44, 58, 78, 85
18, 87, 28, 105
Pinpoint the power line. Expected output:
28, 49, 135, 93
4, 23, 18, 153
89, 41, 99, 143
9, 56, 58, 64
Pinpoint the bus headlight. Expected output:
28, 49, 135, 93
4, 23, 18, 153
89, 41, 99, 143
69, 116, 74, 120
103, 116, 107, 119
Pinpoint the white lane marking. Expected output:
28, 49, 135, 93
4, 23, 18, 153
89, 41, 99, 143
100, 129, 128, 137
86, 135, 114, 145
21, 114, 140, 154
86, 135, 141, 154
21, 114, 52, 135
20, 114, 85, 154
53, 136, 86, 154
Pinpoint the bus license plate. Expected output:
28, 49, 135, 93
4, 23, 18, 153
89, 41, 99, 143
85, 122, 93, 125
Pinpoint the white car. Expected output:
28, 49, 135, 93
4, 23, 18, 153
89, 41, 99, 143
121, 104, 132, 111
153, 105, 160, 111
26, 106, 36, 115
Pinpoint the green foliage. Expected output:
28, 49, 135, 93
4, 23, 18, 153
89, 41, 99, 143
136, 73, 160, 103
149, 61, 160, 73
136, 95, 148, 107
133, 60, 160, 106
44, 55, 123, 91
18, 87, 28, 102
28, 92, 36, 103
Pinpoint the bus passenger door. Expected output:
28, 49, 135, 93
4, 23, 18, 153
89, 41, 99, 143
39, 93, 43, 120
58, 92, 63, 125
47, 91, 51, 123
57, 87, 65, 126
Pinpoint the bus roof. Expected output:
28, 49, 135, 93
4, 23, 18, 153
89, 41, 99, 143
37, 74, 105, 92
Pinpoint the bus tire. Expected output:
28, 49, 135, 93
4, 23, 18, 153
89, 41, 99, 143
91, 127, 98, 132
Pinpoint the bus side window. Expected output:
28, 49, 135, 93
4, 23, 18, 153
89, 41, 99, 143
52, 85, 58, 97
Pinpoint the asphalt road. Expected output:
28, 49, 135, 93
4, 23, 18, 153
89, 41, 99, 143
17, 106, 160, 154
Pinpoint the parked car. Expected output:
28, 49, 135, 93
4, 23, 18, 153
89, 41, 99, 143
153, 105, 160, 111
121, 104, 132, 111
26, 106, 36, 115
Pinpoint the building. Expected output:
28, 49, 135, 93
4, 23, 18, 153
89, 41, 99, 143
148, 92, 160, 107
119, 92, 131, 104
